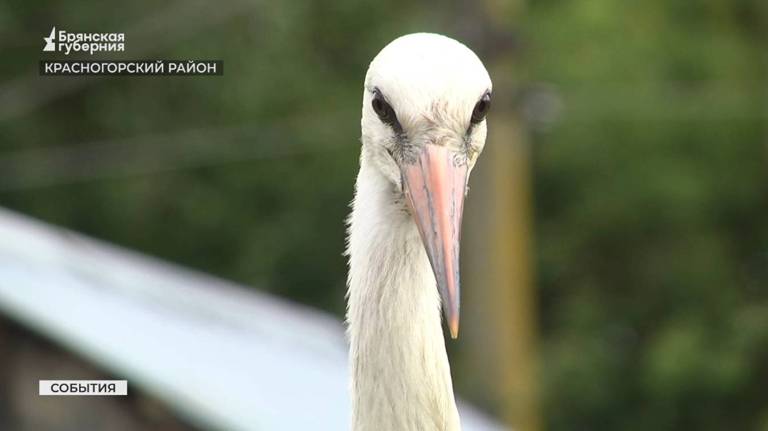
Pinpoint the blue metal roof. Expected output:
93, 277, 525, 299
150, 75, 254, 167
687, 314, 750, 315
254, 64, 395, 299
0, 207, 505, 431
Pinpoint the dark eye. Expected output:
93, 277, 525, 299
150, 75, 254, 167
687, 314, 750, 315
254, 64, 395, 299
372, 89, 402, 133
470, 92, 492, 124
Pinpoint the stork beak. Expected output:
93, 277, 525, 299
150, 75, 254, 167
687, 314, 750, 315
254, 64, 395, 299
401, 144, 468, 339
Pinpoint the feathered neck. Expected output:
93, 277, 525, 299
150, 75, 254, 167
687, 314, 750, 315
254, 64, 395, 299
346, 152, 460, 431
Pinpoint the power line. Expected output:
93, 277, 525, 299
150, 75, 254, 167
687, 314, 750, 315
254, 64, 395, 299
0, 124, 350, 192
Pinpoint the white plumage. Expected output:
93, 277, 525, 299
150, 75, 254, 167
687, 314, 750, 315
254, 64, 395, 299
346, 33, 492, 431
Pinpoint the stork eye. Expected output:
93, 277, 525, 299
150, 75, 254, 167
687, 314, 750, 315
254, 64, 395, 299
372, 89, 401, 133
470, 92, 492, 124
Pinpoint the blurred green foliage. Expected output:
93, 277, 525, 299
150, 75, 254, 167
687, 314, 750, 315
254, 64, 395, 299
0, 0, 766, 430
527, 1, 768, 429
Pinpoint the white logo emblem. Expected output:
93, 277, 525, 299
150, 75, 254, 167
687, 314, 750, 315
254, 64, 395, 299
40, 27, 125, 55
43, 27, 56, 52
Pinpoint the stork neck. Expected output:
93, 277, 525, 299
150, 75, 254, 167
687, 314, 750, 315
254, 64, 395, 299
346, 158, 460, 431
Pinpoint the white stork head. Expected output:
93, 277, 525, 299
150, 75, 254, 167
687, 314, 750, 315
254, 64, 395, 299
360, 33, 492, 338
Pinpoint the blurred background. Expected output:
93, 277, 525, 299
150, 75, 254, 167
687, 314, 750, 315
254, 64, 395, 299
0, 0, 767, 430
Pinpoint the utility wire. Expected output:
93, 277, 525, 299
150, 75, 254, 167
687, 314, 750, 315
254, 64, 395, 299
0, 124, 350, 192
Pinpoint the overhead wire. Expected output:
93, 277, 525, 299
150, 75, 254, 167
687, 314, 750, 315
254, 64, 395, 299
0, 124, 351, 192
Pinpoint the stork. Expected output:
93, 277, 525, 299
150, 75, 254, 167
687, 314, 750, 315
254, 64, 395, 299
346, 33, 492, 431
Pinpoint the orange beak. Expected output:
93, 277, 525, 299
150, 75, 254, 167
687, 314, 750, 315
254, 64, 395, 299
401, 144, 468, 339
